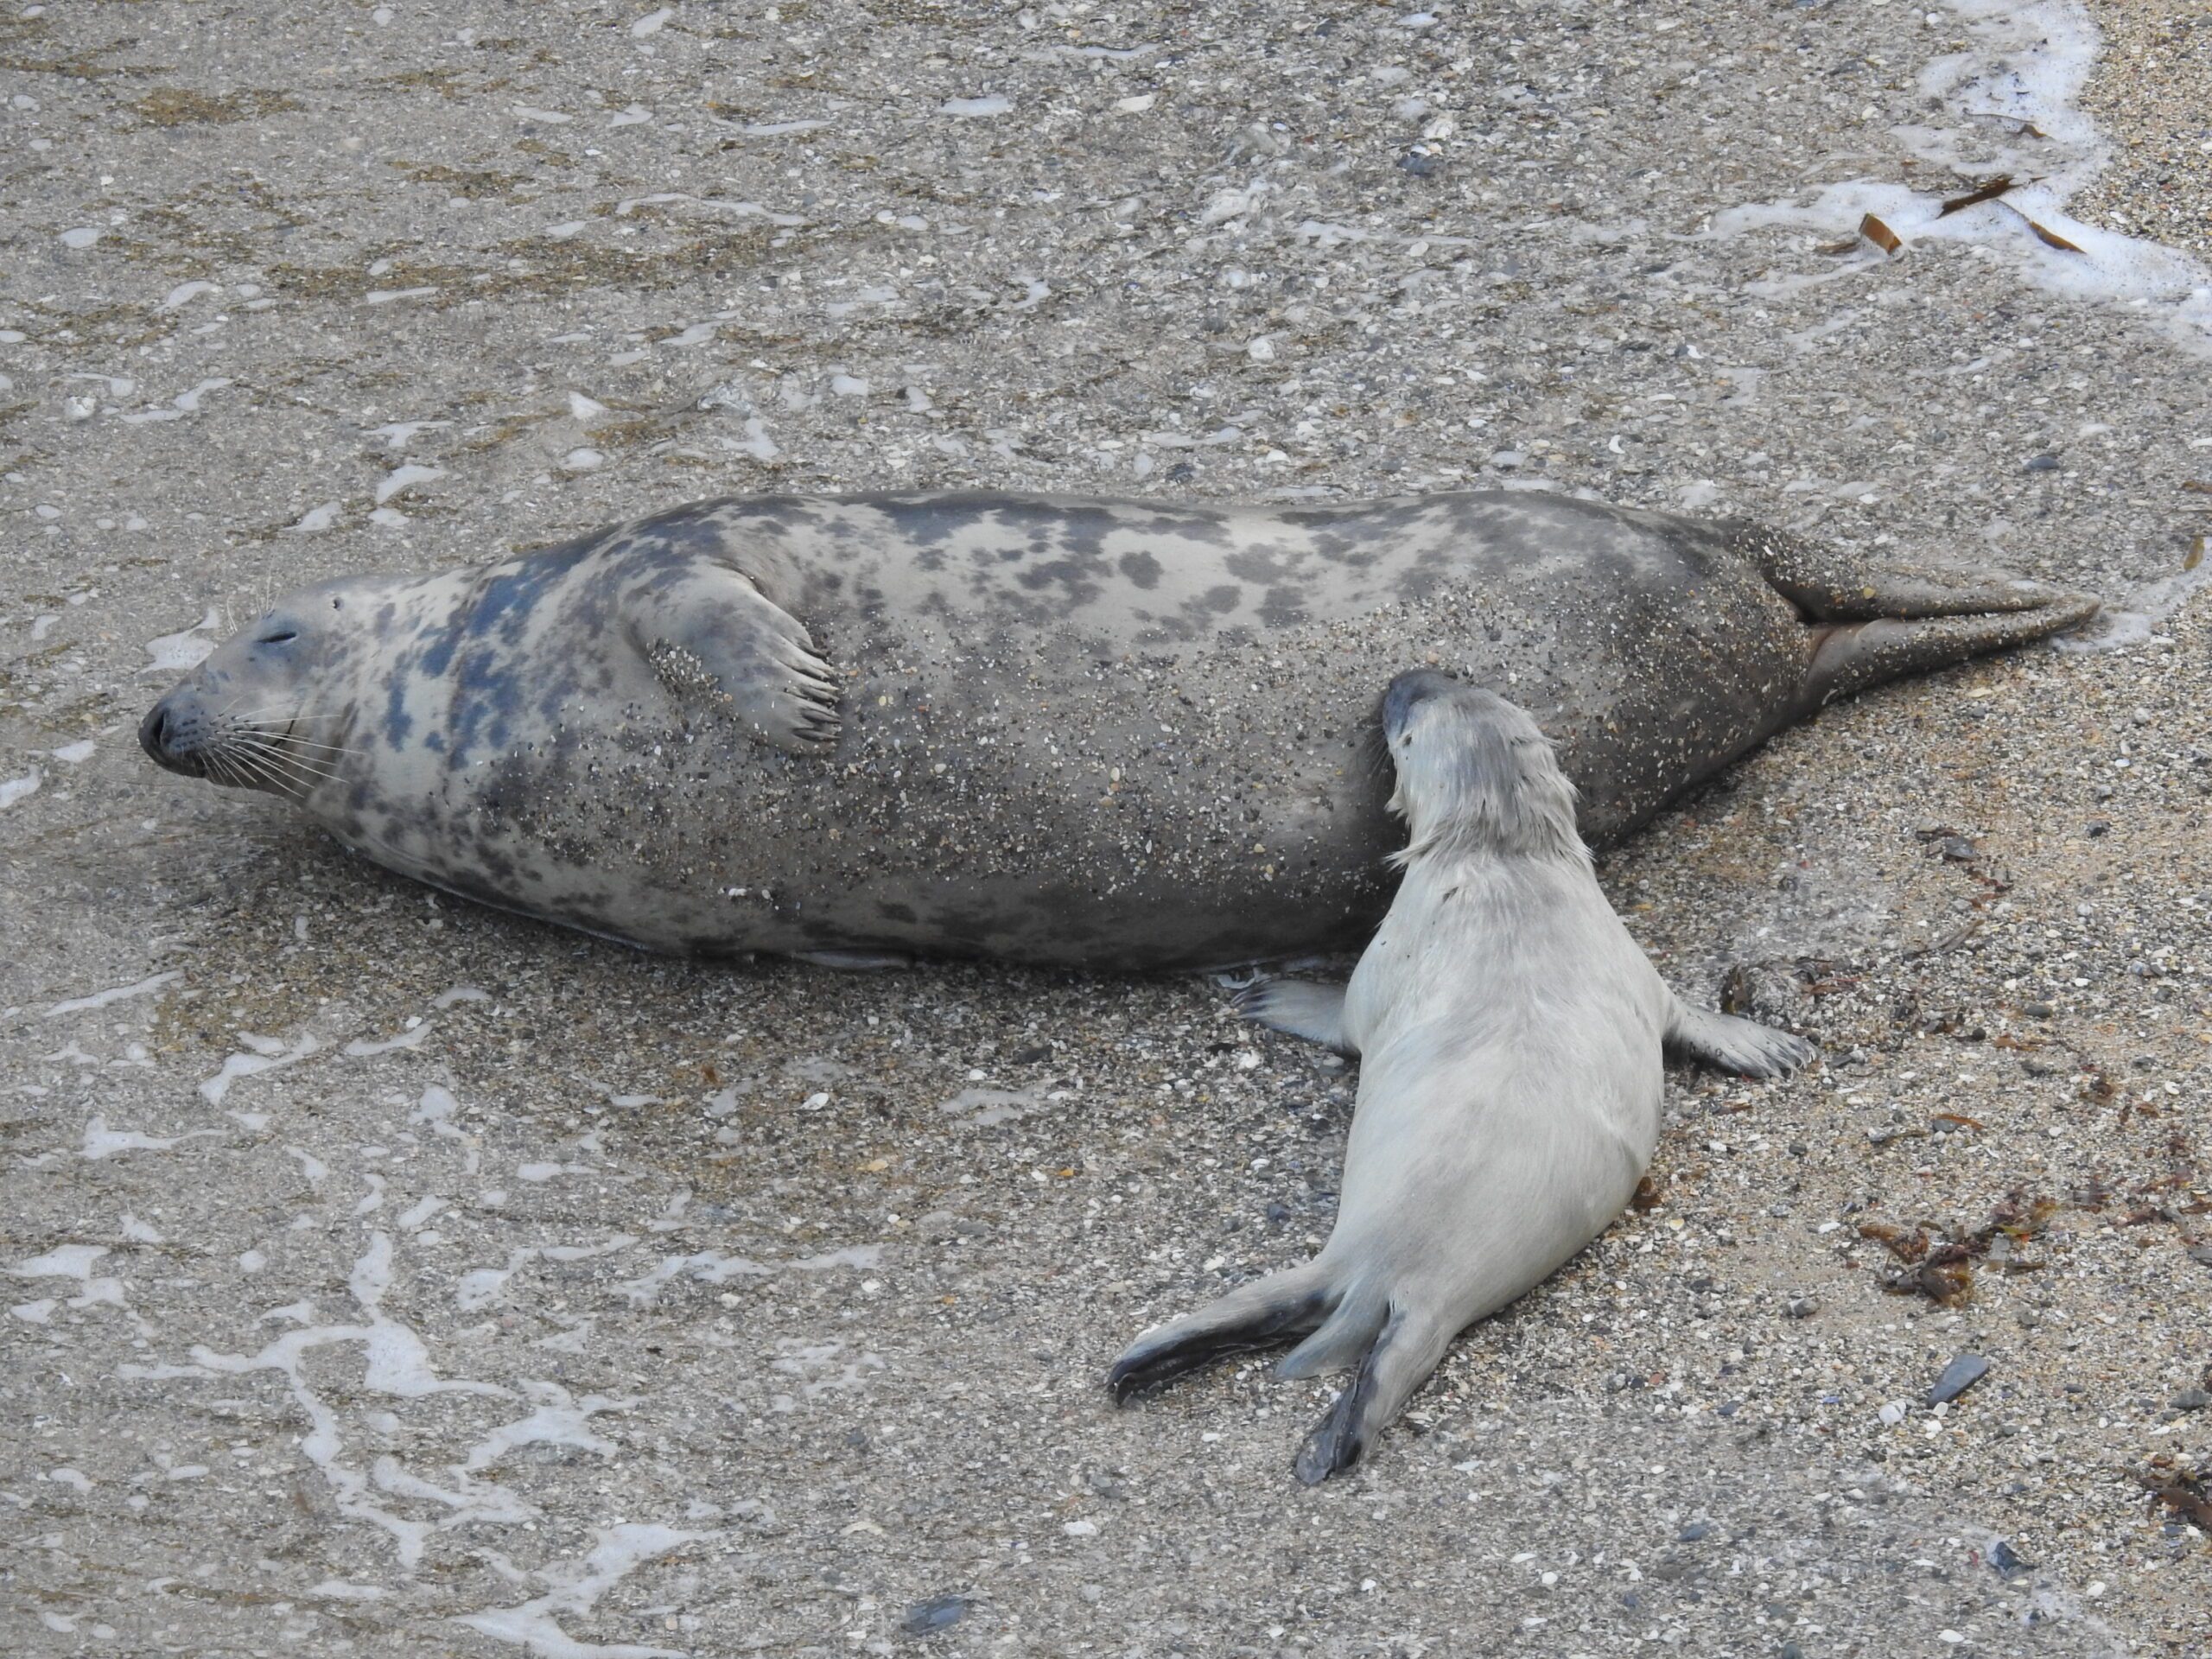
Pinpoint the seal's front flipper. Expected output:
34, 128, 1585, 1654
626, 573, 841, 755
1666, 998, 1815, 1079
1234, 977, 1355, 1054
1290, 1304, 1455, 1486
793, 950, 913, 970
1107, 1266, 1329, 1402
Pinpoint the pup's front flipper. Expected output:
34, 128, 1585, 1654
1666, 998, 1815, 1079
626, 569, 842, 754
1291, 1303, 1455, 1486
1108, 1265, 1329, 1402
1233, 977, 1355, 1055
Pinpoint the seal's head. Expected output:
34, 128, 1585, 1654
139, 581, 368, 799
1379, 668, 1583, 864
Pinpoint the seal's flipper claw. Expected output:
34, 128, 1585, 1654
1666, 998, 1815, 1079
1107, 1268, 1329, 1403
1290, 1306, 1454, 1485
627, 573, 843, 756
1234, 977, 1355, 1055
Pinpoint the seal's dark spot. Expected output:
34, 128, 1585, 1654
1118, 550, 1162, 589
383, 682, 413, 749
874, 495, 993, 548
469, 544, 592, 642
1258, 587, 1309, 628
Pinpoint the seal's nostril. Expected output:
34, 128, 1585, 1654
139, 702, 173, 760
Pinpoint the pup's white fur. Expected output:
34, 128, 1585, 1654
1109, 671, 1813, 1483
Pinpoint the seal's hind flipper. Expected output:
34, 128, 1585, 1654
1290, 1304, 1455, 1486
1666, 998, 1815, 1079
626, 572, 841, 754
1742, 524, 2088, 624
1734, 523, 2101, 708
1798, 601, 2100, 710
1108, 1266, 1330, 1402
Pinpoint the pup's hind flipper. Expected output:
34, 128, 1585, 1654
1108, 1265, 1331, 1402
1666, 997, 1815, 1079
1233, 976, 1355, 1055
1291, 1304, 1457, 1486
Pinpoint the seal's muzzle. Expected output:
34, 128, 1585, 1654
138, 694, 207, 778
1380, 668, 1458, 742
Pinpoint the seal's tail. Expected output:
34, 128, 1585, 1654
1730, 522, 2101, 710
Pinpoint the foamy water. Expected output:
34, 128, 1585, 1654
11, 959, 889, 1651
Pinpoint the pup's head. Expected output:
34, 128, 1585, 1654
1377, 669, 1583, 864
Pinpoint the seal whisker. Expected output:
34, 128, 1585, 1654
229, 754, 295, 798
225, 703, 345, 724
237, 725, 362, 756
230, 729, 339, 779
234, 740, 339, 787
202, 747, 253, 792
221, 740, 298, 796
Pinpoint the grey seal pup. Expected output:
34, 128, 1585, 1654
1109, 671, 1813, 1483
137, 489, 2094, 969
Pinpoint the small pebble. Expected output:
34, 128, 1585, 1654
1928, 1352, 1990, 1406
2170, 1388, 2211, 1412
2022, 453, 2061, 472
900, 1596, 970, 1636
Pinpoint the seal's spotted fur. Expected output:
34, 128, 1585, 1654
140, 490, 2094, 969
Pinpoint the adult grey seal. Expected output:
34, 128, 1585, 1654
137, 490, 2094, 969
1109, 671, 1814, 1483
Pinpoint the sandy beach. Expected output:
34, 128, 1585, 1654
3, 2, 2208, 1654
2074, 0, 2212, 260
